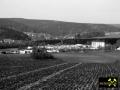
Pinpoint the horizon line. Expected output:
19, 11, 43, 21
0, 17, 120, 25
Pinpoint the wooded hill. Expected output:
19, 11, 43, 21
0, 18, 120, 40
0, 26, 31, 40
9, 18, 120, 35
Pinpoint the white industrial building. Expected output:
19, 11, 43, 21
91, 41, 105, 49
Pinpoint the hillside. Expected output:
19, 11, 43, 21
1, 18, 120, 36
112, 24, 120, 28
0, 18, 120, 40
0, 18, 36, 32
0, 26, 31, 40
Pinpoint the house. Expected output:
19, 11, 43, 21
9, 48, 19, 54
19, 49, 33, 54
116, 47, 120, 50
2, 39, 15, 43
91, 41, 105, 49
90, 35, 120, 49
0, 48, 19, 54
19, 50, 26, 54
47, 49, 59, 53
27, 46, 33, 49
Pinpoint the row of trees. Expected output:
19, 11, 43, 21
0, 41, 35, 49
31, 47, 54, 59
75, 31, 105, 39
0, 26, 31, 40
100, 39, 120, 51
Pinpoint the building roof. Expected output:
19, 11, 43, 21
92, 34, 120, 39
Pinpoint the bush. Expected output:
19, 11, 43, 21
31, 47, 54, 59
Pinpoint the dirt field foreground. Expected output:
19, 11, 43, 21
0, 51, 120, 90
53, 51, 120, 63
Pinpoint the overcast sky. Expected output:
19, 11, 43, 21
0, 0, 120, 24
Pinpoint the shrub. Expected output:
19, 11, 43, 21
31, 47, 54, 59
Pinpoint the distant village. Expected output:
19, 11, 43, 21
1, 31, 120, 54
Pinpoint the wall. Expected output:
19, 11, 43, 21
91, 41, 105, 49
